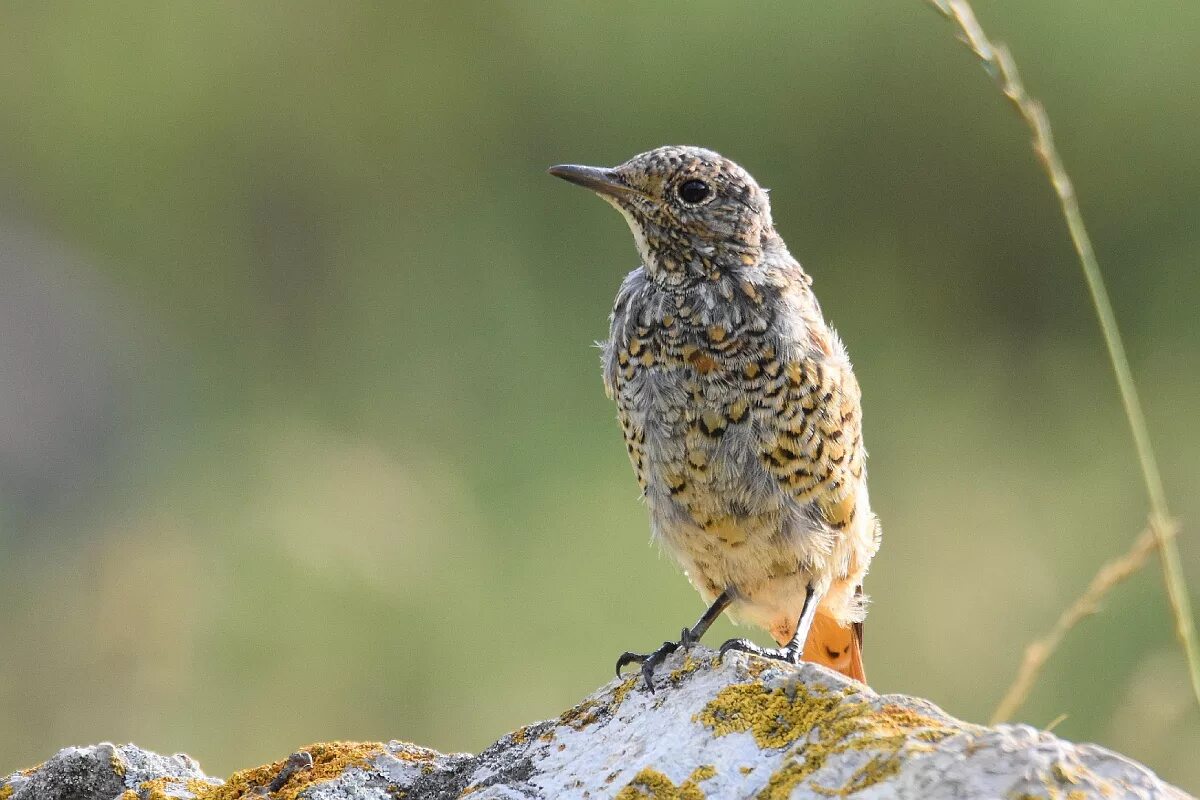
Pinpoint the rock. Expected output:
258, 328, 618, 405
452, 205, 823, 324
2, 648, 1190, 799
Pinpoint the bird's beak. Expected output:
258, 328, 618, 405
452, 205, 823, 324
548, 164, 640, 200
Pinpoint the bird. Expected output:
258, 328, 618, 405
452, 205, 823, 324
549, 145, 881, 691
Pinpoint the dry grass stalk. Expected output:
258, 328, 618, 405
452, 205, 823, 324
924, 0, 1200, 719
991, 522, 1176, 725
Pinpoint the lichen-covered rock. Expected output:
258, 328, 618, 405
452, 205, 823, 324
0, 743, 217, 800
2, 648, 1191, 799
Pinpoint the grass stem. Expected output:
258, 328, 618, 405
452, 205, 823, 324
925, 0, 1200, 721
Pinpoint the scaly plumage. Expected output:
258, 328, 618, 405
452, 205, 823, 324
551, 145, 881, 688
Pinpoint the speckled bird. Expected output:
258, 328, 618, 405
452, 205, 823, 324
550, 146, 882, 690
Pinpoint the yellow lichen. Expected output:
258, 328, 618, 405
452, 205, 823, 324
668, 653, 704, 685
615, 765, 717, 800
201, 741, 382, 800
134, 776, 218, 800
134, 779, 170, 800
12, 746, 384, 800
558, 675, 641, 734
735, 657, 773, 680
696, 682, 862, 750
190, 778, 223, 797
559, 698, 603, 731
110, 751, 128, 779
390, 744, 436, 763
877, 704, 957, 744
1015, 758, 1117, 800
611, 675, 638, 711
697, 682, 958, 799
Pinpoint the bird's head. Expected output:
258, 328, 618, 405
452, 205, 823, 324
550, 145, 774, 286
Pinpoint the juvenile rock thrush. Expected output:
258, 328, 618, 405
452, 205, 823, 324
550, 146, 882, 690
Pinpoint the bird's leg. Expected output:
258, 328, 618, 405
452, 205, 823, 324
616, 589, 732, 692
719, 584, 820, 665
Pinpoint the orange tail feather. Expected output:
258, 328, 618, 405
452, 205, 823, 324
801, 612, 866, 683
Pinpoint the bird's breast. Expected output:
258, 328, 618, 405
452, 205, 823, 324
614, 324, 784, 526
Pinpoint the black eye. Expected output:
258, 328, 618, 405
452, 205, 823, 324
677, 179, 711, 204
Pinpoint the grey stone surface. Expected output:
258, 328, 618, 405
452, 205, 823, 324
2, 743, 216, 800
2, 648, 1191, 799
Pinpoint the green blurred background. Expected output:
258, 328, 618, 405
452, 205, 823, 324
1, 0, 1197, 790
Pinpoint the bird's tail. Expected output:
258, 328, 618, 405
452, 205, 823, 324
801, 612, 866, 683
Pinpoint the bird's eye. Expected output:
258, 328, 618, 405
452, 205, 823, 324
677, 179, 711, 205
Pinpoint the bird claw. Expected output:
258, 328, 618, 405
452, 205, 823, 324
616, 628, 696, 692
718, 637, 802, 665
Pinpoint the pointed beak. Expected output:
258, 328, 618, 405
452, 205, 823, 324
548, 164, 640, 200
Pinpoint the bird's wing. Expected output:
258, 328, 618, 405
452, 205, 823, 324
758, 354, 866, 532
603, 268, 652, 491
759, 354, 870, 681
602, 267, 650, 400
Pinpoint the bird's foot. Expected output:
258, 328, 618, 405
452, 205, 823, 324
615, 627, 699, 692
718, 637, 802, 665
